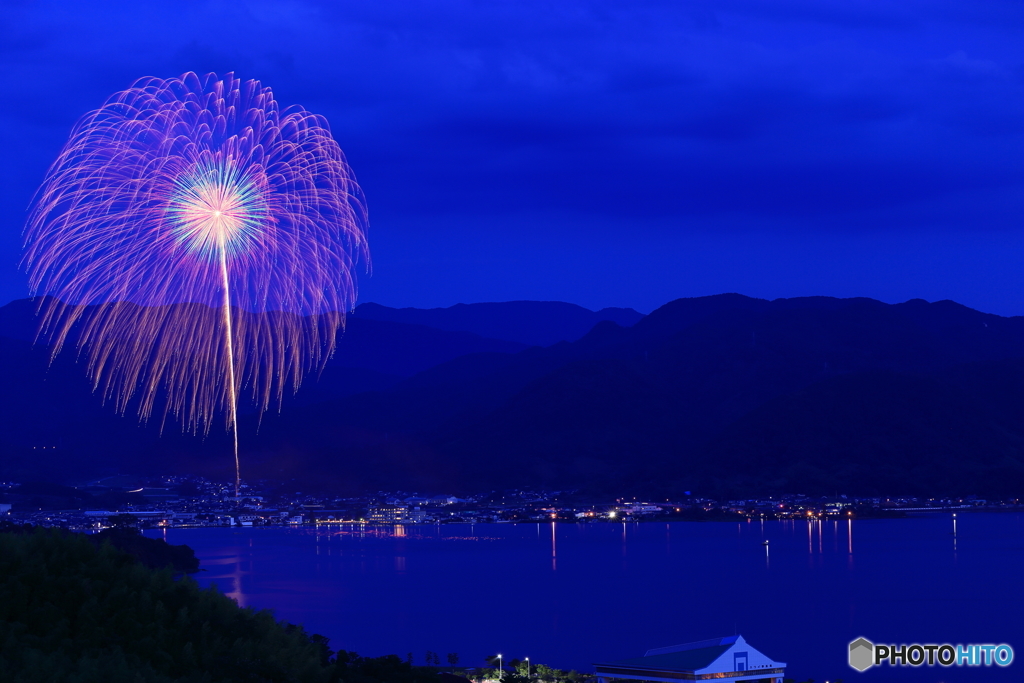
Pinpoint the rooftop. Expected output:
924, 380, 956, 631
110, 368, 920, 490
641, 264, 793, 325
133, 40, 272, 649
596, 636, 738, 672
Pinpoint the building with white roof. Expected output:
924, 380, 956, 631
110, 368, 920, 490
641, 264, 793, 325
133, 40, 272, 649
594, 635, 785, 683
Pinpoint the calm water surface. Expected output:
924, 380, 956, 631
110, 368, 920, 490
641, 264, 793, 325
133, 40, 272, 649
150, 514, 1023, 682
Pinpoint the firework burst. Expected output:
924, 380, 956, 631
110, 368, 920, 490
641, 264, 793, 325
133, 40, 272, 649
23, 72, 369, 494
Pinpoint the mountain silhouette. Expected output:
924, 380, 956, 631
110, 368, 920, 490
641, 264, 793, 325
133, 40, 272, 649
351, 300, 644, 347
2, 294, 1023, 496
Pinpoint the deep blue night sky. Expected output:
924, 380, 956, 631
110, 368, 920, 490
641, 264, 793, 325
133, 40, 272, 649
2, 0, 1024, 314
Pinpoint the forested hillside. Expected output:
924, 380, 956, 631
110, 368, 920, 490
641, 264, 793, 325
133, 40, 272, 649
0, 527, 444, 683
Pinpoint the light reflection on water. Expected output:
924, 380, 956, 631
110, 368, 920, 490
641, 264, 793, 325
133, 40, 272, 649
198, 551, 249, 607
153, 514, 1022, 683
551, 521, 557, 571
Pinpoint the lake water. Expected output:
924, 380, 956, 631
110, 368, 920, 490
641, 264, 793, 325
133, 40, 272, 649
149, 513, 1023, 682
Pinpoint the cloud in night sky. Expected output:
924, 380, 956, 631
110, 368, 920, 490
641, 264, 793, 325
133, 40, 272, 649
2, 0, 1024, 313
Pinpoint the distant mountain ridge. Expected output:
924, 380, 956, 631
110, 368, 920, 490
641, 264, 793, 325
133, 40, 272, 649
351, 301, 645, 347
249, 293, 1024, 496
1, 295, 536, 365
2, 294, 1023, 497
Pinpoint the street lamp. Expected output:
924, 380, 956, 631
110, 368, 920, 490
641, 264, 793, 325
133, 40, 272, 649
497, 654, 502, 680
525, 657, 530, 678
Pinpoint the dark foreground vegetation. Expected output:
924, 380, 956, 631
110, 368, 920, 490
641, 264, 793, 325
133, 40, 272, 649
0, 527, 448, 683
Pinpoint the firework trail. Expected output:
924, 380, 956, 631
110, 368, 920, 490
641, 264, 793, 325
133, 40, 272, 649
23, 72, 369, 496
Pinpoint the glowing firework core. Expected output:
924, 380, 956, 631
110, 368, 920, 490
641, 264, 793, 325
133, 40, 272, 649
168, 160, 267, 257
24, 72, 369, 496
